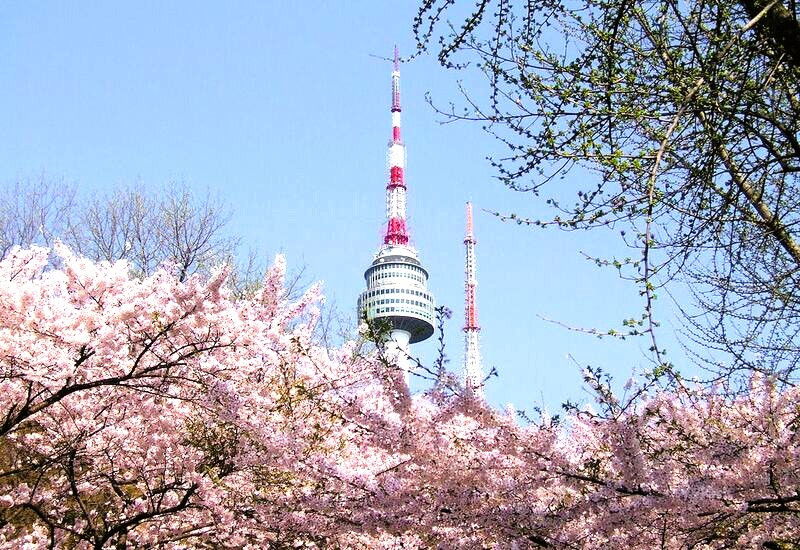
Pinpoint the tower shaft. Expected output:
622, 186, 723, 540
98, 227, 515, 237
464, 202, 482, 394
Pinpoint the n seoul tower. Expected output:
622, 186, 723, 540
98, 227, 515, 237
357, 47, 435, 380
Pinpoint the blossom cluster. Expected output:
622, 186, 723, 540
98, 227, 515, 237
0, 246, 796, 548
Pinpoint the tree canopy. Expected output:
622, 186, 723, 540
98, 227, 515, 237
413, 0, 800, 383
0, 246, 798, 547
0, 179, 241, 282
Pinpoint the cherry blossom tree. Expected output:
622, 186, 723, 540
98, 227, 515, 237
334, 374, 800, 548
0, 245, 389, 547
0, 245, 797, 548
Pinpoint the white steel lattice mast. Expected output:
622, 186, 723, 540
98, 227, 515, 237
357, 47, 436, 382
464, 201, 483, 395
385, 45, 408, 246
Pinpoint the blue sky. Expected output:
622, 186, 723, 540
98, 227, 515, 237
0, 2, 688, 413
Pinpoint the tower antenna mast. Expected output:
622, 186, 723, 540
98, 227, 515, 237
385, 45, 408, 245
464, 201, 483, 395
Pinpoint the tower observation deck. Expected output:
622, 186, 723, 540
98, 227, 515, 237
357, 47, 435, 372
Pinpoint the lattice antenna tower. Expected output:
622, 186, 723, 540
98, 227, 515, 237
385, 45, 409, 245
464, 201, 483, 395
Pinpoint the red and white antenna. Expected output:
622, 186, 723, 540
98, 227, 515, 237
464, 201, 483, 395
384, 45, 409, 245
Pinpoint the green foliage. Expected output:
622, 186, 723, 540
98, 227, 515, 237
414, 0, 800, 382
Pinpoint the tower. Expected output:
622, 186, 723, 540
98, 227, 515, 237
357, 47, 435, 380
463, 201, 483, 395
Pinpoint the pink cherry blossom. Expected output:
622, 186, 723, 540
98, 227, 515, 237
0, 246, 797, 548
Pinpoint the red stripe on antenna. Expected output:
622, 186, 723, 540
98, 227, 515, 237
389, 166, 405, 186
384, 217, 409, 245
